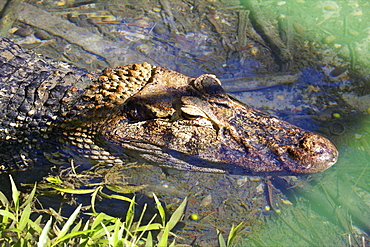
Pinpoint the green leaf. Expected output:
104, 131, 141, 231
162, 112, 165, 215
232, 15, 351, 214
71, 219, 82, 233
217, 229, 226, 247
105, 184, 146, 194
3, 228, 23, 234
46, 176, 63, 184
101, 222, 112, 244
52, 229, 94, 244
90, 186, 101, 214
135, 223, 162, 232
157, 224, 169, 247
18, 203, 31, 231
28, 219, 43, 234
167, 197, 187, 231
153, 194, 165, 226
54, 204, 82, 243
91, 212, 109, 229
34, 215, 43, 225
135, 209, 158, 242
50, 185, 97, 194
0, 209, 16, 221
227, 222, 243, 246
9, 175, 19, 215
125, 196, 136, 229
90, 224, 116, 241
20, 183, 37, 209
0, 190, 9, 206
169, 239, 176, 247
111, 219, 122, 244
98, 190, 134, 203
145, 231, 153, 247
79, 221, 91, 244
38, 216, 52, 247
133, 203, 147, 232
118, 220, 126, 242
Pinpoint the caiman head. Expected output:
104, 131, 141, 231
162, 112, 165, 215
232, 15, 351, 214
64, 63, 338, 176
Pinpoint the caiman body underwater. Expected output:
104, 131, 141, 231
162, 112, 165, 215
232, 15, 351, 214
0, 37, 338, 175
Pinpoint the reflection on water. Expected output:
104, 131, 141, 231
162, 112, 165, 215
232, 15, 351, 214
1, 0, 370, 245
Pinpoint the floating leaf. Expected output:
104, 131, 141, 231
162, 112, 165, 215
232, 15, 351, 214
50, 185, 96, 194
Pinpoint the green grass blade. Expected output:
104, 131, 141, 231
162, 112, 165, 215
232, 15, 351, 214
54, 204, 82, 243
217, 229, 226, 247
135, 214, 159, 245
34, 215, 42, 225
53, 229, 94, 244
50, 185, 96, 194
169, 239, 176, 247
91, 212, 109, 229
135, 223, 162, 232
153, 194, 165, 226
9, 175, 19, 215
106, 184, 146, 194
20, 183, 37, 209
71, 219, 82, 233
83, 219, 89, 231
118, 220, 126, 242
0, 209, 16, 221
0, 190, 9, 206
125, 196, 136, 229
46, 176, 63, 184
145, 231, 153, 247
101, 221, 112, 245
133, 203, 147, 233
98, 190, 133, 202
28, 219, 43, 234
112, 219, 122, 244
18, 203, 31, 231
80, 220, 91, 244
90, 224, 116, 241
90, 186, 101, 214
91, 213, 113, 229
167, 197, 187, 231
3, 228, 22, 234
227, 222, 243, 246
157, 224, 169, 247
38, 216, 52, 247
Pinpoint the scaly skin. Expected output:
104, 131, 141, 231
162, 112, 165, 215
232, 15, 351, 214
0, 38, 338, 175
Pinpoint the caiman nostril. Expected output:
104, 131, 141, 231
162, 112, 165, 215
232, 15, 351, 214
283, 133, 338, 174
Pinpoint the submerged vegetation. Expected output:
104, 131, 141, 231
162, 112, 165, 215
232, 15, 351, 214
0, 175, 242, 246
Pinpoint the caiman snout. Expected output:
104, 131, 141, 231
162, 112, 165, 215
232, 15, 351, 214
281, 133, 338, 174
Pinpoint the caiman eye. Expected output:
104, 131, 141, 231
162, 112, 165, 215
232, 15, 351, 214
126, 102, 156, 121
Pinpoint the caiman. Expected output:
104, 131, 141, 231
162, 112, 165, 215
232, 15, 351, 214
0, 37, 338, 175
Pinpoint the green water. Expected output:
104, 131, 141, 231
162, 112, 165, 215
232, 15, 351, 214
237, 0, 370, 245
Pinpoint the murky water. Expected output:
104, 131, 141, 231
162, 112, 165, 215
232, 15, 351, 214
1, 0, 370, 245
